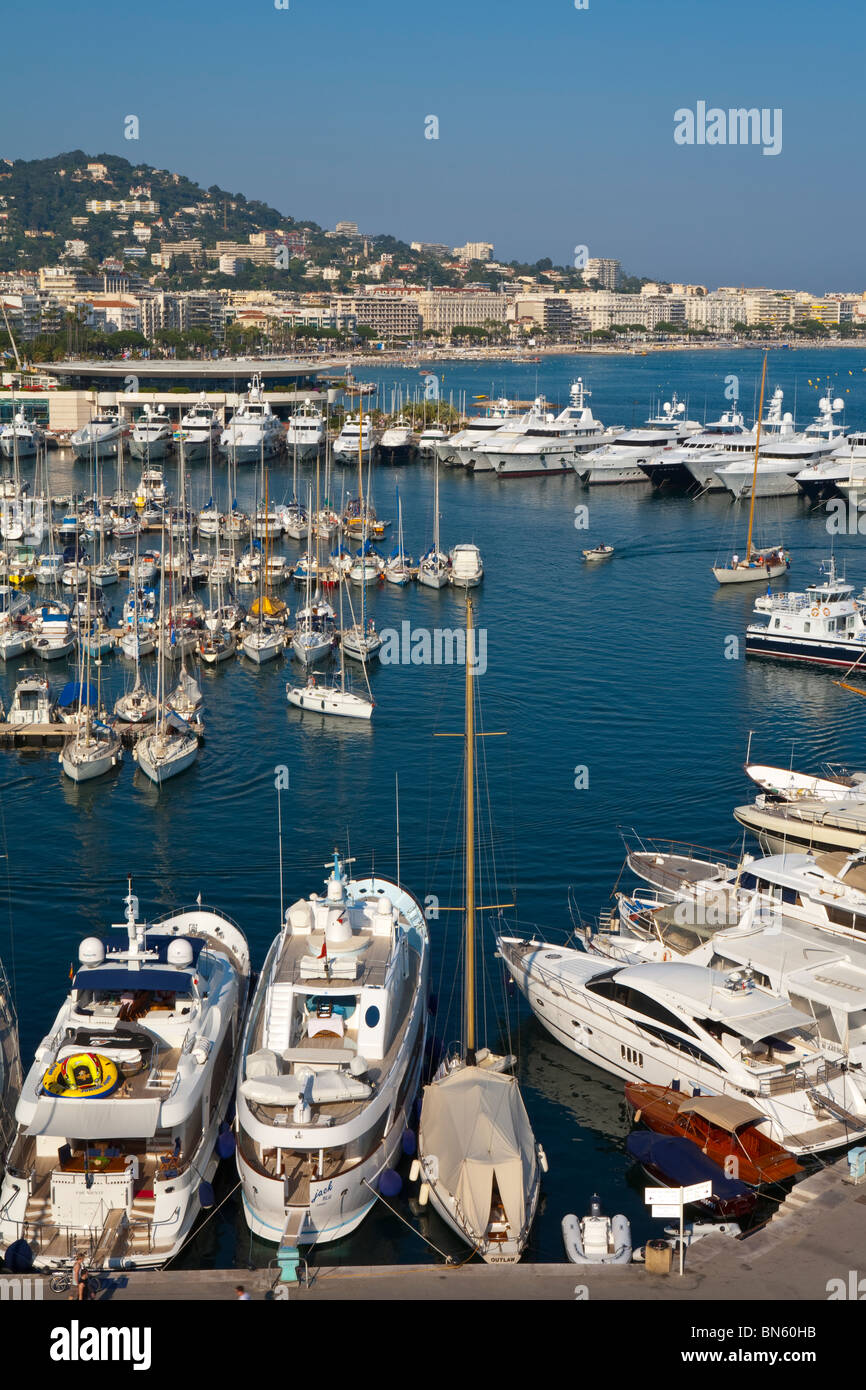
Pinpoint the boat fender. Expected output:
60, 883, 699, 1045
216, 1124, 236, 1160
199, 1181, 215, 1210
402, 1128, 417, 1158
418, 1182, 429, 1207
537, 1144, 549, 1174
409, 1158, 421, 1183
379, 1168, 402, 1198
634, 1109, 642, 1123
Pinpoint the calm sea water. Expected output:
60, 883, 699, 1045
3, 347, 866, 1267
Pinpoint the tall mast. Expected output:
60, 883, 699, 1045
464, 596, 476, 1062
744, 353, 768, 563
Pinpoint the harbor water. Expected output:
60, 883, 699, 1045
3, 347, 866, 1267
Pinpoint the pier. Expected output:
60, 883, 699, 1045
24, 1154, 866, 1301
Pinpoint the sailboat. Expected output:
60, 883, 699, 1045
241, 471, 286, 664
418, 446, 450, 588
287, 527, 374, 719
60, 578, 123, 781
713, 355, 791, 585
340, 433, 382, 664
133, 522, 200, 786
385, 488, 414, 585
414, 598, 542, 1261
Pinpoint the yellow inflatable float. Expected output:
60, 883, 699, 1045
41, 1052, 120, 1099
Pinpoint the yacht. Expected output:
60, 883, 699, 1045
220, 377, 284, 464
418, 424, 450, 459
796, 431, 866, 504
0, 413, 45, 460
178, 395, 221, 462
333, 414, 376, 464
745, 556, 866, 668
485, 382, 619, 478
713, 392, 847, 499
379, 420, 416, 463
639, 406, 750, 491
7, 673, 55, 725
130, 405, 174, 461
70, 409, 124, 461
498, 939, 866, 1154
449, 543, 483, 588
575, 397, 701, 486
733, 797, 866, 858
235, 851, 429, 1249
440, 399, 522, 470
285, 400, 326, 459
0, 890, 250, 1270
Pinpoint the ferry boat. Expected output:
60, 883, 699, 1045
235, 851, 429, 1249
745, 557, 866, 668
220, 377, 284, 464
0, 890, 250, 1270
497, 939, 866, 1155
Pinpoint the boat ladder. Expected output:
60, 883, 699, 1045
805, 1084, 863, 1132
596, 910, 615, 936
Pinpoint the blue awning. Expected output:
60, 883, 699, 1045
626, 1131, 750, 1199
73, 966, 193, 993
58, 682, 97, 709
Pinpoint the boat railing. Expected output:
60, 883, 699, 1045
755, 593, 810, 614
126, 1205, 180, 1255
621, 831, 741, 872
745, 1056, 846, 1097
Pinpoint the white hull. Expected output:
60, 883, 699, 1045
60, 739, 122, 781
134, 734, 199, 784
287, 683, 373, 719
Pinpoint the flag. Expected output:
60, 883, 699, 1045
318, 940, 327, 959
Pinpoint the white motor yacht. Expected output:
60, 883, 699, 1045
333, 415, 376, 464
178, 395, 221, 461
575, 394, 700, 485
130, 405, 173, 461
0, 891, 250, 1270
485, 382, 619, 477
498, 938, 866, 1155
235, 851, 428, 1249
285, 400, 326, 458
70, 409, 124, 461
220, 377, 284, 464
714, 392, 847, 498
0, 413, 45, 459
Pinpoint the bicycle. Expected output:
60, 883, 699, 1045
48, 1268, 103, 1296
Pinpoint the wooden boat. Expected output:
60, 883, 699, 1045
625, 1082, 802, 1186
582, 544, 614, 562
626, 1130, 757, 1220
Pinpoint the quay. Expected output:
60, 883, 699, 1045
28, 1155, 866, 1301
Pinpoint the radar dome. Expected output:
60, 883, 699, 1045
663, 402, 671, 412
166, 939, 194, 968
819, 397, 830, 410
833, 398, 844, 410
78, 938, 105, 966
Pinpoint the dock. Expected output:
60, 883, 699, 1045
26, 1152, 866, 1302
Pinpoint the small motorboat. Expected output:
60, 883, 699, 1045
626, 1131, 758, 1220
632, 1221, 742, 1262
562, 1195, 632, 1264
582, 544, 615, 563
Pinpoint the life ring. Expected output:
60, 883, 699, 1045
811, 607, 820, 616
41, 1052, 120, 1099
823, 607, 830, 616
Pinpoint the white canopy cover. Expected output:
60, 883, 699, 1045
419, 1065, 537, 1240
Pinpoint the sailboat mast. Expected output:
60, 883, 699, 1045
745, 353, 768, 562
465, 596, 476, 1062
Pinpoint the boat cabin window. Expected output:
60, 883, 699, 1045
825, 903, 864, 933
587, 976, 697, 1035
631, 1019, 722, 1070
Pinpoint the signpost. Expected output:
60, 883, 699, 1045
645, 1181, 713, 1275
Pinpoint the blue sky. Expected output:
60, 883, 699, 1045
3, 0, 863, 290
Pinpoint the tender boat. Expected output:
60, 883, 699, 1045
582, 544, 614, 562
449, 543, 483, 588
626, 1131, 758, 1219
562, 1195, 632, 1264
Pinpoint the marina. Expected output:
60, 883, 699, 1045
5, 347, 866, 1292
